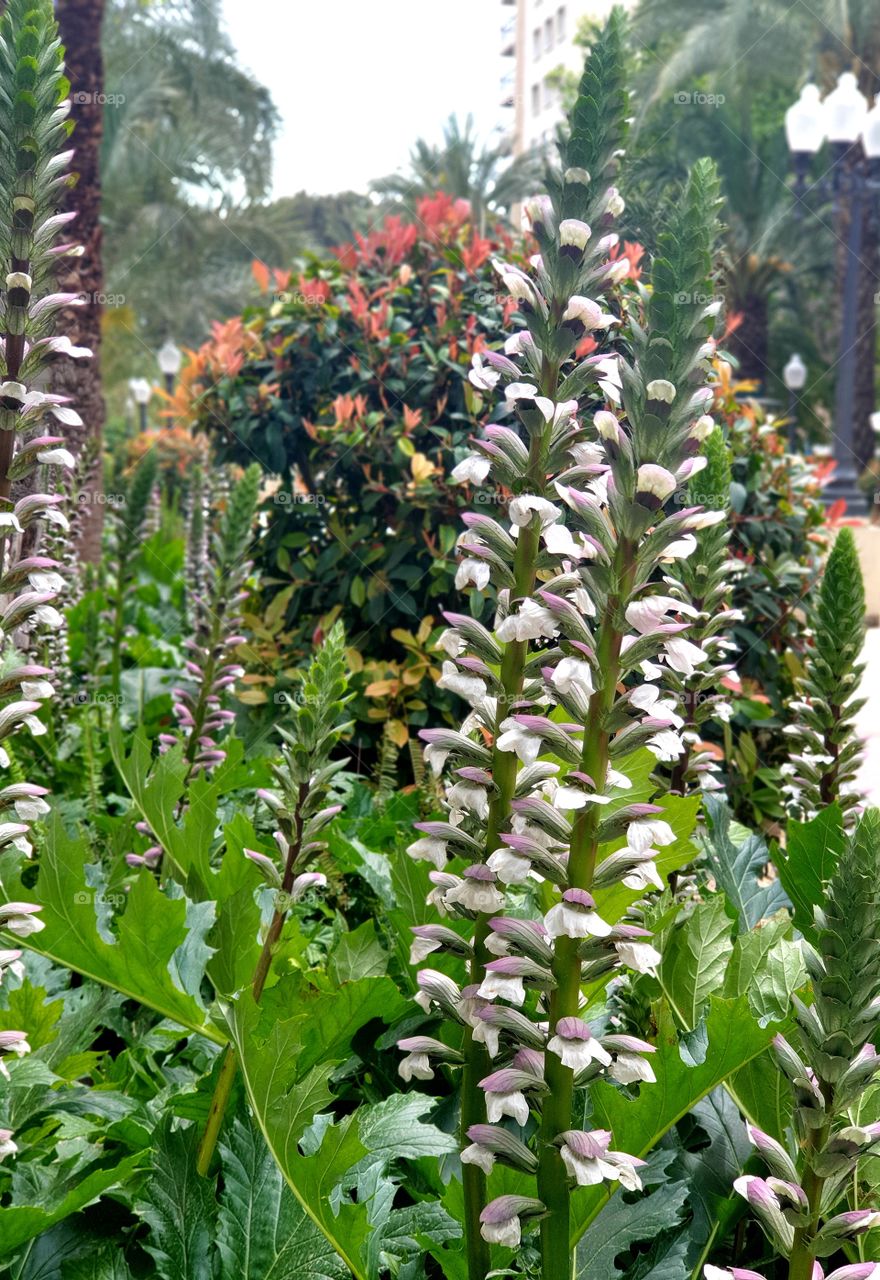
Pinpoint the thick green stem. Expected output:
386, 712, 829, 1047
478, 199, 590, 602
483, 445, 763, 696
109, 553, 129, 699
788, 1121, 829, 1280
196, 782, 308, 1176
537, 541, 636, 1277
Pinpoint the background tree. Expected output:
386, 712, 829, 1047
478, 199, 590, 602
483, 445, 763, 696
371, 114, 543, 235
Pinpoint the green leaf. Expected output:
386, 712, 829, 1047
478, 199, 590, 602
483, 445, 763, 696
229, 979, 431, 1280
328, 921, 388, 984
747, 938, 807, 1027
776, 806, 846, 942
135, 1125, 217, 1280
217, 1116, 349, 1280
723, 912, 791, 998
575, 1151, 689, 1279
659, 897, 733, 1030
0, 1154, 146, 1253
571, 996, 781, 1247
0, 824, 224, 1043
701, 795, 789, 931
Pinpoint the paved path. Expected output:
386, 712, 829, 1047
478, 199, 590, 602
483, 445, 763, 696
855, 629, 880, 806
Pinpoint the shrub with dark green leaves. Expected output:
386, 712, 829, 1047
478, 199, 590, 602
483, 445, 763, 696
184, 196, 525, 747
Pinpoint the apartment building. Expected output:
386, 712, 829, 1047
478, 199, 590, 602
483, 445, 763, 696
501, 0, 633, 155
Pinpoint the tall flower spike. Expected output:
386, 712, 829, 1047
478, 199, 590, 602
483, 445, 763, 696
106, 449, 158, 697
713, 812, 880, 1280
196, 621, 352, 1176
0, 0, 86, 1128
783, 526, 866, 826
665, 426, 738, 793
162, 461, 261, 777
403, 22, 727, 1280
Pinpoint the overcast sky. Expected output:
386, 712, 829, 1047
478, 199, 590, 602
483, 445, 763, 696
220, 0, 506, 196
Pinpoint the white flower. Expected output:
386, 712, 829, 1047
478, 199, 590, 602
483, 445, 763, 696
547, 1018, 612, 1069
622, 859, 664, 891
630, 684, 684, 726
662, 534, 698, 560
478, 970, 526, 1005
455, 558, 490, 590
437, 660, 487, 706
627, 818, 675, 851
485, 1085, 530, 1126
461, 1142, 495, 1174
563, 295, 614, 330
609, 1053, 657, 1085
445, 869, 504, 913
663, 637, 708, 676
399, 1052, 434, 1082
496, 717, 542, 764
496, 599, 558, 643
593, 410, 619, 440
544, 891, 611, 938
687, 509, 727, 530
0, 904, 44, 938
36, 447, 76, 469
626, 595, 695, 636
406, 836, 447, 869
636, 464, 677, 501
33, 604, 63, 629
560, 1135, 619, 1185
553, 785, 610, 811
603, 187, 625, 216
20, 680, 55, 702
551, 657, 595, 700
468, 353, 500, 392
690, 414, 716, 441
451, 454, 491, 484
487, 846, 533, 884
447, 780, 489, 819
437, 628, 464, 658
559, 218, 591, 249
542, 524, 582, 560
480, 1209, 521, 1248
0, 1129, 18, 1160
616, 940, 663, 975
647, 729, 685, 762
509, 494, 560, 528
646, 379, 676, 403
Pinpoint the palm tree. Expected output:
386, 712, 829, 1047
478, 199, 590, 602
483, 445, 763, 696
101, 0, 281, 349
54, 0, 106, 560
371, 114, 543, 235
633, 0, 880, 464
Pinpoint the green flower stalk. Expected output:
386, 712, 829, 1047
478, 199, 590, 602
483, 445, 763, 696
783, 527, 865, 825
0, 0, 95, 1112
666, 428, 739, 794
709, 811, 880, 1280
400, 29, 727, 1276
161, 461, 261, 779
196, 621, 351, 1176
107, 450, 159, 698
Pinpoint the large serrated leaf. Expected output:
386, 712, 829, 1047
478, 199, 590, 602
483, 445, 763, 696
701, 795, 789, 931
775, 806, 846, 942
217, 1116, 349, 1280
659, 897, 733, 1030
0, 824, 223, 1043
575, 1151, 689, 1279
135, 1125, 216, 1280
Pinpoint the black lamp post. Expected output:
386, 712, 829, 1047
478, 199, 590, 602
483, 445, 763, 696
157, 337, 182, 396
782, 353, 807, 450
785, 74, 880, 510
128, 377, 152, 433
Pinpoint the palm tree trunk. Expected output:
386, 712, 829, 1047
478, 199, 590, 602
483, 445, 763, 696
54, 0, 106, 563
727, 289, 769, 387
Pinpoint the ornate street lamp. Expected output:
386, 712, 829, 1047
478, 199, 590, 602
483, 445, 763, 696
785, 72, 880, 509
157, 337, 182, 395
783, 353, 807, 449
128, 376, 152, 433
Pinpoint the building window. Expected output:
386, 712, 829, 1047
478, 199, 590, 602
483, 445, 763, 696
531, 83, 541, 116
543, 77, 557, 110
556, 6, 566, 40
533, 27, 541, 59
544, 17, 553, 51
